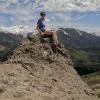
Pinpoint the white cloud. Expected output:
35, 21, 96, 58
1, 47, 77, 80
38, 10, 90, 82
0, 0, 100, 15
43, 0, 100, 12
0, 0, 100, 34
0, 0, 100, 12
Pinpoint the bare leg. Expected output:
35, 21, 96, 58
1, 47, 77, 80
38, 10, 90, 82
42, 30, 58, 45
53, 31, 58, 45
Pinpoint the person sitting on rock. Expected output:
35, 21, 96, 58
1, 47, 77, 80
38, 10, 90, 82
37, 11, 59, 46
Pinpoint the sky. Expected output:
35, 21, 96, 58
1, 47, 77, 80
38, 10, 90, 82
0, 0, 100, 34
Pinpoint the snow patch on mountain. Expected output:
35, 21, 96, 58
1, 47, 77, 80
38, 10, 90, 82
0, 25, 34, 35
77, 30, 82, 36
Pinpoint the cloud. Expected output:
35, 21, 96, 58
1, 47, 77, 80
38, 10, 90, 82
0, 0, 100, 34
0, 0, 100, 13
43, 0, 100, 12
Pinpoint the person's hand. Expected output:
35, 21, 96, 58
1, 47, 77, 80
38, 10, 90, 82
41, 32, 44, 35
40, 32, 44, 37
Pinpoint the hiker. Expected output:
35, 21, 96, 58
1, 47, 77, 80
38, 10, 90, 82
37, 11, 59, 46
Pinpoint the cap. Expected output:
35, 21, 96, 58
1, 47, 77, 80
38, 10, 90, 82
40, 11, 46, 16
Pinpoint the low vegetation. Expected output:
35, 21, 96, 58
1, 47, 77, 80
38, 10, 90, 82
82, 71, 100, 98
70, 48, 100, 75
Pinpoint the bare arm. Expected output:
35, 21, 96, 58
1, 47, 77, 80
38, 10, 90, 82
36, 25, 42, 35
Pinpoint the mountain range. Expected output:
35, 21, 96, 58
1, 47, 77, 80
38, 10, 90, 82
58, 28, 100, 75
0, 34, 98, 100
0, 27, 100, 75
0, 31, 22, 61
0, 27, 100, 98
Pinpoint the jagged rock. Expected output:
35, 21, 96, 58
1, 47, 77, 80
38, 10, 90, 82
0, 34, 99, 100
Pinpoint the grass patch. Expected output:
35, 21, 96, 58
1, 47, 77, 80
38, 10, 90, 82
97, 92, 100, 98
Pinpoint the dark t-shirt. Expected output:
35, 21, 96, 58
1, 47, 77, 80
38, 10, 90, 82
37, 18, 45, 32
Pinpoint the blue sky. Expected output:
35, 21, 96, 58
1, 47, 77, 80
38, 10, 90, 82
0, 0, 100, 34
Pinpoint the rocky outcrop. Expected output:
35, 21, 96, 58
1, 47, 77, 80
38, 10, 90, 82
0, 34, 99, 100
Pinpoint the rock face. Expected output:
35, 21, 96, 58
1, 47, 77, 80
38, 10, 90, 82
0, 34, 99, 100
